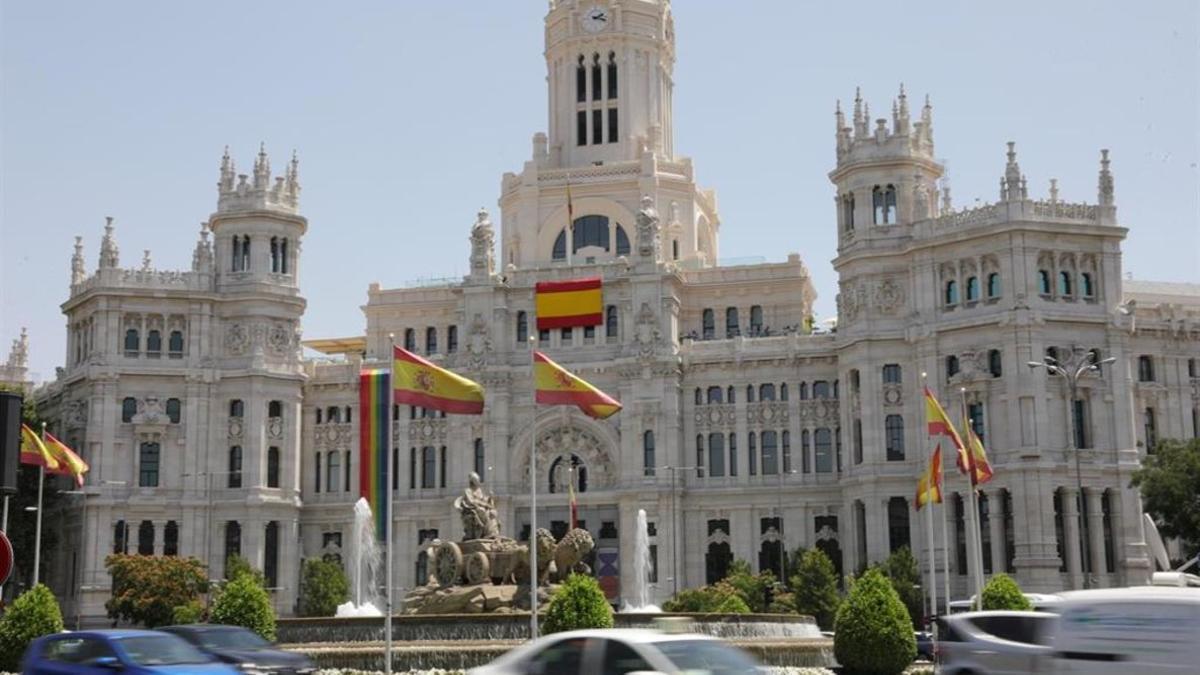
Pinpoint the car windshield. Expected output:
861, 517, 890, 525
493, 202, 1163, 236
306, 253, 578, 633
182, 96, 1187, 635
654, 639, 765, 675
119, 635, 213, 666
195, 628, 272, 650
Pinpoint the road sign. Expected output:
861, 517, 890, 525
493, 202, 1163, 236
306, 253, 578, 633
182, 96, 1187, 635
0, 530, 13, 586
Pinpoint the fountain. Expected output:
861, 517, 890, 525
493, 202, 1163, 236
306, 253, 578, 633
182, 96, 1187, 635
623, 509, 661, 612
335, 498, 383, 617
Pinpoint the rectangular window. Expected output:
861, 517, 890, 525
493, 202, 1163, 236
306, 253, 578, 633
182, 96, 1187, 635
853, 419, 863, 465
607, 60, 617, 99
576, 110, 587, 146
592, 62, 602, 100
561, 327, 572, 344
267, 447, 280, 488
748, 433, 757, 475
264, 521, 279, 588
607, 107, 618, 143
1144, 408, 1157, 452
474, 438, 485, 478
967, 402, 985, 447
882, 364, 902, 384
139, 443, 160, 487
539, 328, 550, 343
728, 433, 738, 477
592, 109, 603, 145
422, 447, 435, 489
576, 65, 586, 103
1072, 399, 1091, 449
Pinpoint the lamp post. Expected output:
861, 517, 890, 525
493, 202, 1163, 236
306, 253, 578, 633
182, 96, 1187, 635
777, 468, 797, 588
658, 465, 697, 596
1028, 347, 1115, 589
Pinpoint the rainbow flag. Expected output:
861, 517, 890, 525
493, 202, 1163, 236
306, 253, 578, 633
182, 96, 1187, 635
535, 277, 602, 330
393, 346, 485, 415
534, 351, 622, 419
359, 368, 390, 541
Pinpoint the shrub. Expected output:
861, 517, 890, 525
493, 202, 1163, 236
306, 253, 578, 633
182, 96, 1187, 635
543, 573, 614, 634
663, 581, 734, 613
210, 573, 277, 641
980, 573, 1032, 611
106, 554, 208, 628
833, 568, 916, 675
172, 600, 205, 624
790, 548, 841, 630
714, 593, 751, 614
0, 584, 65, 671
225, 554, 266, 586
881, 547, 924, 629
298, 557, 350, 617
724, 560, 777, 612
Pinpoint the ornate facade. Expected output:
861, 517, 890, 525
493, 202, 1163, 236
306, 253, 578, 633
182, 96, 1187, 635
38, 0, 1199, 621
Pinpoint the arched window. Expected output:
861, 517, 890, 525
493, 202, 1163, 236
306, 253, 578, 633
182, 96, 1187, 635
701, 309, 715, 340
404, 328, 416, 351
232, 235, 242, 271
164, 521, 179, 556
314, 452, 321, 492
168, 330, 184, 357
987, 273, 1001, 298
326, 452, 340, 492
591, 53, 602, 101
672, 239, 679, 260
224, 521, 241, 569
706, 386, 723, 404
267, 447, 280, 488
552, 230, 567, 260
573, 215, 610, 252
780, 383, 789, 401
421, 446, 436, 488
138, 442, 160, 487
728, 433, 738, 476
124, 328, 139, 356
166, 398, 181, 424
708, 433, 726, 477
326, 406, 341, 423
1038, 270, 1052, 295
229, 400, 244, 418
693, 388, 702, 405
965, 277, 980, 302
725, 307, 740, 338
749, 305, 764, 335
474, 438, 485, 478
138, 521, 155, 555
1081, 272, 1094, 298
1059, 271, 1073, 296
814, 429, 833, 473
446, 325, 458, 353
316, 408, 322, 425
113, 520, 128, 554
516, 311, 528, 343
748, 432, 757, 476
945, 280, 958, 306
607, 51, 618, 99
884, 184, 897, 223
265, 401, 281, 418
425, 327, 438, 354
615, 225, 630, 256
122, 397, 137, 423
726, 386, 736, 404
885, 414, 905, 461
1137, 355, 1154, 382
605, 305, 618, 338
146, 330, 162, 357
812, 380, 830, 399
270, 236, 280, 273
241, 236, 251, 271
228, 447, 243, 488
799, 382, 809, 400
280, 238, 289, 274
761, 430, 778, 475
759, 383, 776, 401
946, 355, 960, 377
842, 193, 855, 232
746, 385, 755, 403
801, 429, 811, 473
872, 186, 884, 224
576, 55, 586, 103
988, 349, 1003, 377
641, 430, 655, 476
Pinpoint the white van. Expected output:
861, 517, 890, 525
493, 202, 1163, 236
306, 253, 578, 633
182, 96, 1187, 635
1047, 586, 1200, 673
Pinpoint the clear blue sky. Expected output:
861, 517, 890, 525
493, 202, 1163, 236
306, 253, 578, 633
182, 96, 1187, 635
3, 1, 1197, 381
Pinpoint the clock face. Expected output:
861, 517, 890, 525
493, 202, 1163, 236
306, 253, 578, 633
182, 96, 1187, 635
581, 5, 609, 33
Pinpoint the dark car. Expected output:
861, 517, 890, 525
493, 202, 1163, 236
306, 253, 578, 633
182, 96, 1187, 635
23, 629, 239, 675
159, 626, 315, 675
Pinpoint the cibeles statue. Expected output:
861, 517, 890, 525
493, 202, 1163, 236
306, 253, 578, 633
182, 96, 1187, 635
455, 471, 501, 540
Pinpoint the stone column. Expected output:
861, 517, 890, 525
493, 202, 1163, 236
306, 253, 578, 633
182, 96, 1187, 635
987, 491, 1006, 575
1061, 488, 1082, 589
1086, 488, 1108, 587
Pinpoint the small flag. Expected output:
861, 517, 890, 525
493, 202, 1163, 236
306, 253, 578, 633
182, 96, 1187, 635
44, 432, 88, 487
359, 368, 390, 541
393, 346, 485, 415
534, 351, 622, 419
961, 426, 995, 487
916, 444, 944, 511
20, 424, 59, 470
924, 387, 966, 467
535, 277, 603, 330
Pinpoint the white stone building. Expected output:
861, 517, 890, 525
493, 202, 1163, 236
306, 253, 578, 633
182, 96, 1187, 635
38, 0, 1199, 621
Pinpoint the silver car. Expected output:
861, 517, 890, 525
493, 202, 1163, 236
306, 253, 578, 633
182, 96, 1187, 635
468, 628, 767, 675
935, 611, 1056, 675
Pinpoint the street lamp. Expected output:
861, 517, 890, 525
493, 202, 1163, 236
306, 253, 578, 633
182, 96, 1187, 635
656, 465, 697, 595
776, 468, 798, 588
1028, 347, 1115, 589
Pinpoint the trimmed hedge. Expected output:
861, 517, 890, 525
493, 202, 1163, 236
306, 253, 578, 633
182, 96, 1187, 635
299, 558, 350, 617
0, 584, 64, 671
980, 573, 1032, 611
833, 568, 916, 675
543, 573, 614, 634
210, 573, 277, 641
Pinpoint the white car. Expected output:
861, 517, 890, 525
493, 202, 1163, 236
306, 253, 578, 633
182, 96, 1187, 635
934, 610, 1057, 674
467, 628, 767, 675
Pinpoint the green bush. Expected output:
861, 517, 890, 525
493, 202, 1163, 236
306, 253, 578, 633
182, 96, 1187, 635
790, 548, 841, 630
724, 559, 777, 613
210, 573, 277, 641
662, 581, 733, 613
882, 547, 924, 629
172, 600, 205, 624
543, 573, 614, 634
714, 593, 751, 614
833, 568, 916, 675
980, 573, 1032, 611
105, 555, 208, 628
225, 554, 266, 586
298, 557, 350, 617
0, 584, 65, 671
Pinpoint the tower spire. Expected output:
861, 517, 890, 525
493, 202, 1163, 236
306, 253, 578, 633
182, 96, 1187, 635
835, 99, 845, 132
71, 236, 86, 286
897, 83, 910, 135
1002, 142, 1022, 201
99, 216, 120, 269
1098, 148, 1114, 206
219, 145, 235, 192
853, 87, 867, 138
253, 142, 270, 189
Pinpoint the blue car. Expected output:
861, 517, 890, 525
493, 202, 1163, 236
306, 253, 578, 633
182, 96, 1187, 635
22, 630, 242, 675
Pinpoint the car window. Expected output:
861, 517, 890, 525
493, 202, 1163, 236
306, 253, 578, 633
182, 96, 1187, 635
525, 637, 592, 675
41, 637, 117, 665
969, 615, 1052, 645
118, 635, 213, 666
654, 639, 764, 675
600, 639, 654, 675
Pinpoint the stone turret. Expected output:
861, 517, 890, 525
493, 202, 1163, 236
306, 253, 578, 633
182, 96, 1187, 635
0, 328, 30, 389
216, 144, 301, 215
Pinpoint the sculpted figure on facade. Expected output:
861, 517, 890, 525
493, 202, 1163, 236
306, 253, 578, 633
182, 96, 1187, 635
469, 208, 496, 277
635, 195, 661, 260
466, 312, 492, 369
454, 471, 501, 540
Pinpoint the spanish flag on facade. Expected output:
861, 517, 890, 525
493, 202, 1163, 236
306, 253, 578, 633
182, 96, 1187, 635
915, 444, 944, 510
533, 351, 622, 419
393, 346, 485, 415
20, 423, 58, 470
535, 277, 603, 330
924, 386, 965, 455
44, 431, 89, 487
961, 426, 995, 487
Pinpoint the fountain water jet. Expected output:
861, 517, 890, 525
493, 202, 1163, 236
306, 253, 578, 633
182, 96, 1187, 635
335, 498, 383, 617
622, 508, 661, 612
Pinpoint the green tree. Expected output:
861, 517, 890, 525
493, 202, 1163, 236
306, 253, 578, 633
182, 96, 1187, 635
105, 554, 209, 628
980, 573, 1032, 611
790, 548, 841, 630
881, 547, 924, 629
723, 559, 777, 612
0, 584, 65, 671
834, 568, 917, 675
225, 554, 266, 586
1131, 438, 1200, 558
210, 573, 277, 641
298, 557, 350, 617
172, 600, 205, 624
543, 573, 614, 634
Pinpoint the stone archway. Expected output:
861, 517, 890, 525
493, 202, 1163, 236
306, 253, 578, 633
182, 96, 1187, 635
514, 412, 619, 493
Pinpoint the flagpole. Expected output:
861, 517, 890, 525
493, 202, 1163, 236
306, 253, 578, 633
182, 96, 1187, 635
528, 335, 538, 640
920, 373, 937, 621
385, 335, 395, 675
940, 493, 951, 609
959, 389, 985, 609
33, 422, 47, 587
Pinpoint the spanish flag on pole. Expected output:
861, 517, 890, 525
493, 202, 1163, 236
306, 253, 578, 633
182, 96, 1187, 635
915, 444, 944, 510
924, 386, 965, 458
961, 426, 995, 487
393, 346, 485, 415
20, 423, 58, 470
534, 351, 622, 419
44, 431, 89, 487
535, 277, 603, 330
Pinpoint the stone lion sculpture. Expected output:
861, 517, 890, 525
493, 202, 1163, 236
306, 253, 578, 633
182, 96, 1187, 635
552, 527, 595, 582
